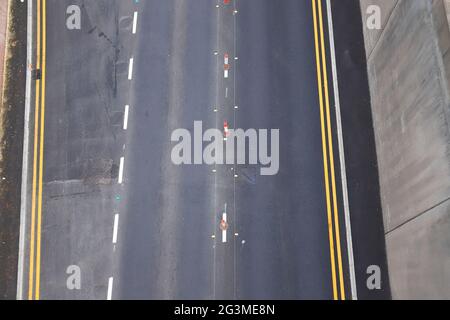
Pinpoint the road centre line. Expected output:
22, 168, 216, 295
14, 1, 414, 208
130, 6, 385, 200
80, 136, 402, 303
118, 157, 125, 184
123, 105, 129, 130
312, 0, 341, 300
112, 214, 119, 244
212, 0, 221, 299
27, 0, 47, 301
35, 0, 47, 299
132, 11, 138, 34
316, 0, 346, 300
27, 0, 41, 300
128, 57, 134, 80
312, 0, 351, 300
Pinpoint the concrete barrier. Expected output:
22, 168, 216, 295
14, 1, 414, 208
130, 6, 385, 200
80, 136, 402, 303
360, 0, 450, 299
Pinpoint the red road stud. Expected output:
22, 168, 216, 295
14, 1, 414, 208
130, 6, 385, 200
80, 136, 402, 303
224, 53, 230, 78
220, 219, 229, 231
224, 121, 230, 137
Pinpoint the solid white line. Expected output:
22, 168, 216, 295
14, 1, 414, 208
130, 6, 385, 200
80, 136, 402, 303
222, 213, 227, 243
123, 105, 129, 130
212, 0, 221, 299
118, 157, 125, 184
233, 0, 239, 301
132, 11, 138, 34
17, 0, 33, 300
112, 214, 119, 244
128, 57, 134, 80
326, 0, 358, 300
107, 277, 114, 300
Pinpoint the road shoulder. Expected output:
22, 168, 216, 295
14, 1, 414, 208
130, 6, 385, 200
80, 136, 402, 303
0, 0, 28, 299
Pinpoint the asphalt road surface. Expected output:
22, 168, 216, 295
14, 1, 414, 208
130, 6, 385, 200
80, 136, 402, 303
18, 0, 390, 300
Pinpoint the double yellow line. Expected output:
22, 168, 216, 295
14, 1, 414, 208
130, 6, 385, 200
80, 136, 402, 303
312, 0, 346, 300
28, 0, 46, 300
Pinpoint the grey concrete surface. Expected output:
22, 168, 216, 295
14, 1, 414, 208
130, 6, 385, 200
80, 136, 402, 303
386, 200, 450, 299
361, 0, 450, 298
360, 0, 399, 58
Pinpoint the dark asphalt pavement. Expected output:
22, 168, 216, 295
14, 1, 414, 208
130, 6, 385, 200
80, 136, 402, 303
20, 0, 390, 300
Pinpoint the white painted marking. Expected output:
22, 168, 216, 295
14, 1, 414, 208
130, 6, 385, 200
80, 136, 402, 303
123, 105, 129, 130
326, 0, 357, 300
132, 11, 138, 34
128, 58, 134, 80
17, 0, 34, 300
107, 277, 114, 300
112, 214, 119, 244
118, 157, 125, 184
225, 87, 228, 98
224, 70, 228, 78
222, 213, 227, 243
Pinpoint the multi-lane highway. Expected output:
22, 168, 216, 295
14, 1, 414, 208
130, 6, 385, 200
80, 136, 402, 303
18, 0, 390, 300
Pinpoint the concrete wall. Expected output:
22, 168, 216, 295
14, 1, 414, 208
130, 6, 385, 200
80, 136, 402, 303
360, 0, 450, 299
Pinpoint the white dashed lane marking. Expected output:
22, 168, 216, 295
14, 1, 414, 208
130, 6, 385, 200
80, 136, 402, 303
123, 105, 129, 130
222, 212, 227, 243
128, 58, 134, 80
132, 11, 138, 34
118, 157, 125, 184
107, 277, 114, 300
112, 214, 119, 244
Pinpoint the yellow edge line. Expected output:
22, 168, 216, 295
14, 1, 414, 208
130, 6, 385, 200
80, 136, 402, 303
35, 0, 46, 300
312, 0, 338, 300
317, 0, 346, 300
28, 0, 41, 301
